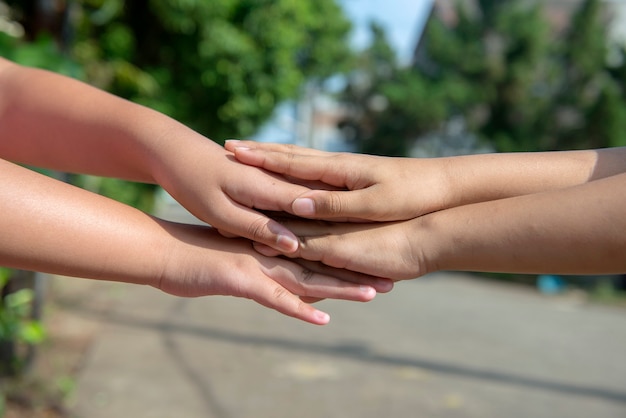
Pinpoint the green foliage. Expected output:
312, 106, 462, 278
73, 0, 353, 141
0, 33, 82, 76
339, 22, 431, 156
0, 270, 45, 382
2, 1, 353, 210
0, 269, 45, 347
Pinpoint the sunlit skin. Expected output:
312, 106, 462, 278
226, 141, 626, 278
0, 58, 394, 325
0, 57, 315, 254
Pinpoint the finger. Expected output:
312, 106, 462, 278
231, 150, 386, 220
247, 278, 331, 325
217, 229, 238, 238
225, 140, 329, 157
292, 258, 394, 294
291, 189, 386, 220
214, 206, 300, 253
264, 219, 405, 278
300, 296, 325, 303
232, 147, 350, 187
252, 239, 394, 295
253, 242, 283, 257
260, 255, 382, 302
252, 241, 395, 294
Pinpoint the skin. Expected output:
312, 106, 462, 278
225, 140, 626, 221
0, 154, 395, 324
0, 57, 318, 254
0, 58, 394, 325
225, 141, 626, 278
255, 173, 626, 278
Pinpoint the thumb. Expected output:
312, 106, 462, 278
292, 189, 379, 221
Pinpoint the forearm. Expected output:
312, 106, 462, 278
441, 148, 626, 208
0, 57, 216, 182
0, 158, 169, 284
422, 172, 626, 275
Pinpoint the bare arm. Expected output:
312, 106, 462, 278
423, 171, 626, 276
0, 158, 392, 324
226, 140, 626, 221
0, 57, 314, 253
256, 172, 626, 278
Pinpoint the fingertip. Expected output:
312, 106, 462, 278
224, 139, 241, 151
267, 221, 299, 253
293, 197, 316, 217
312, 310, 330, 325
360, 285, 377, 301
276, 233, 299, 253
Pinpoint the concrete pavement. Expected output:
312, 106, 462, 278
54, 271, 626, 418
57, 199, 626, 418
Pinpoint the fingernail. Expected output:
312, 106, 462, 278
234, 146, 251, 151
293, 198, 315, 216
314, 310, 330, 324
360, 285, 376, 297
277, 233, 299, 253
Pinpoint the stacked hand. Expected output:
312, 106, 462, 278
0, 58, 393, 326
225, 140, 626, 278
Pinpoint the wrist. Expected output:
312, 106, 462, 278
407, 157, 459, 215
408, 210, 455, 276
433, 157, 462, 211
142, 118, 221, 188
404, 216, 441, 277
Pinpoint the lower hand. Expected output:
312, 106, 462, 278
156, 221, 394, 325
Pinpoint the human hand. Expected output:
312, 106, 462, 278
152, 138, 328, 254
249, 215, 429, 281
224, 140, 451, 221
156, 221, 394, 325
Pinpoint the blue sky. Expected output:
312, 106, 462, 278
339, 0, 433, 62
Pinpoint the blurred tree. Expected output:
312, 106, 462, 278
72, 0, 353, 141
343, 0, 626, 156
0, 1, 76, 378
411, 0, 554, 152
550, 0, 626, 149
2, 0, 354, 209
338, 22, 455, 156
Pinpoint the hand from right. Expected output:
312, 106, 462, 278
249, 216, 430, 281
225, 141, 451, 222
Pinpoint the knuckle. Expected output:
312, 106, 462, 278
246, 217, 270, 241
300, 268, 315, 283
285, 151, 297, 173
323, 193, 343, 216
272, 285, 291, 302
284, 144, 298, 152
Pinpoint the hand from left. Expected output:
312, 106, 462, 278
156, 221, 395, 324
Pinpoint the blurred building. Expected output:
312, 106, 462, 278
252, 89, 355, 152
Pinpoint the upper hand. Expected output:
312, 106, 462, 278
153, 138, 323, 253
224, 140, 450, 222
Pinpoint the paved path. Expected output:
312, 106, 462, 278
61, 200, 626, 418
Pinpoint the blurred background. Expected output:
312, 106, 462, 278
0, 1, 625, 417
